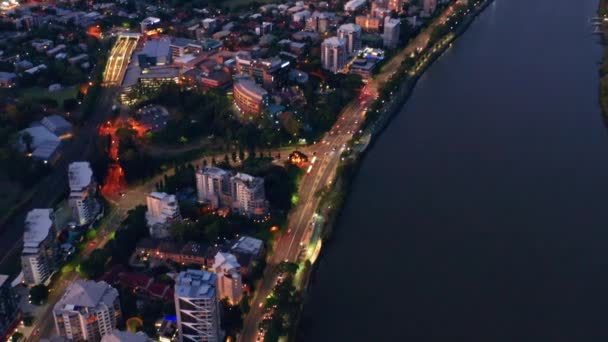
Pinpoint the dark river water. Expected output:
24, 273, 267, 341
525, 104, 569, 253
302, 0, 608, 340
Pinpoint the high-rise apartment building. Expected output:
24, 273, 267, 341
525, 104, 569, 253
321, 37, 347, 73
230, 173, 267, 217
337, 23, 362, 55
146, 192, 181, 239
21, 209, 58, 285
53, 280, 121, 342
212, 252, 243, 305
383, 17, 401, 48
174, 270, 220, 342
195, 167, 231, 209
68, 161, 101, 227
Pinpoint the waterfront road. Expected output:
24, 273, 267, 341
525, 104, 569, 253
239, 4, 458, 341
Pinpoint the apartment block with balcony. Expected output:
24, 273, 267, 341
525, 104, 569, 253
174, 270, 220, 342
21, 209, 59, 286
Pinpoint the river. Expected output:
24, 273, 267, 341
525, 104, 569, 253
302, 0, 608, 340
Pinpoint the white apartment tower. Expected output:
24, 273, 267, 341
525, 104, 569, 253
53, 280, 121, 342
212, 252, 243, 305
68, 161, 101, 227
321, 37, 347, 73
383, 17, 401, 48
230, 173, 267, 217
174, 270, 220, 342
337, 23, 362, 55
146, 192, 181, 239
21, 209, 58, 285
195, 167, 231, 209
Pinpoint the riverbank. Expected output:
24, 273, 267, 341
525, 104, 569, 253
293, 0, 493, 339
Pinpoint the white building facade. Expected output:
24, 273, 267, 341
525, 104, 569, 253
337, 23, 362, 55
230, 173, 267, 217
174, 270, 220, 342
21, 209, 58, 285
68, 161, 101, 227
212, 252, 243, 305
146, 192, 181, 239
321, 37, 347, 73
53, 280, 121, 342
195, 167, 231, 209
383, 17, 401, 48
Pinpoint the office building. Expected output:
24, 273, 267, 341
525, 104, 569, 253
146, 192, 181, 239
68, 162, 101, 227
233, 78, 269, 117
338, 23, 362, 55
234, 52, 290, 90
174, 270, 220, 342
196, 167, 231, 209
53, 280, 121, 342
21, 209, 58, 285
138, 38, 171, 67
383, 17, 401, 48
321, 37, 347, 73
0, 274, 20, 341
230, 173, 267, 217
212, 252, 243, 305
356, 15, 383, 33
423, 0, 437, 16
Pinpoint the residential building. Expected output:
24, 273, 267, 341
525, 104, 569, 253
230, 236, 264, 259
212, 252, 243, 305
196, 167, 231, 209
0, 274, 20, 341
174, 270, 220, 342
423, 0, 437, 16
306, 12, 332, 33
21, 209, 58, 285
53, 280, 121, 342
0, 72, 17, 88
383, 17, 401, 48
337, 23, 362, 55
356, 15, 382, 33
233, 78, 269, 117
41, 115, 72, 137
344, 0, 366, 11
101, 331, 150, 342
140, 17, 161, 34
321, 37, 347, 73
146, 192, 181, 239
17, 126, 61, 162
230, 173, 267, 217
68, 162, 101, 227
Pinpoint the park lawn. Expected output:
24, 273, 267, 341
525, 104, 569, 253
20, 86, 78, 103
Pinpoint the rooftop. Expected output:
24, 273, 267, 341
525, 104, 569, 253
231, 236, 263, 256
23, 209, 54, 249
322, 36, 346, 48
199, 166, 229, 177
141, 37, 171, 59
68, 161, 94, 191
175, 270, 217, 299
54, 280, 118, 312
101, 331, 149, 342
234, 78, 268, 98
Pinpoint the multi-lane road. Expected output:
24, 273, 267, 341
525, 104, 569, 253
239, 4, 458, 341
103, 33, 140, 86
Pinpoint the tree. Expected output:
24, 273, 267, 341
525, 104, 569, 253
29, 284, 49, 305
231, 151, 237, 163
21, 132, 34, 153
63, 98, 79, 112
